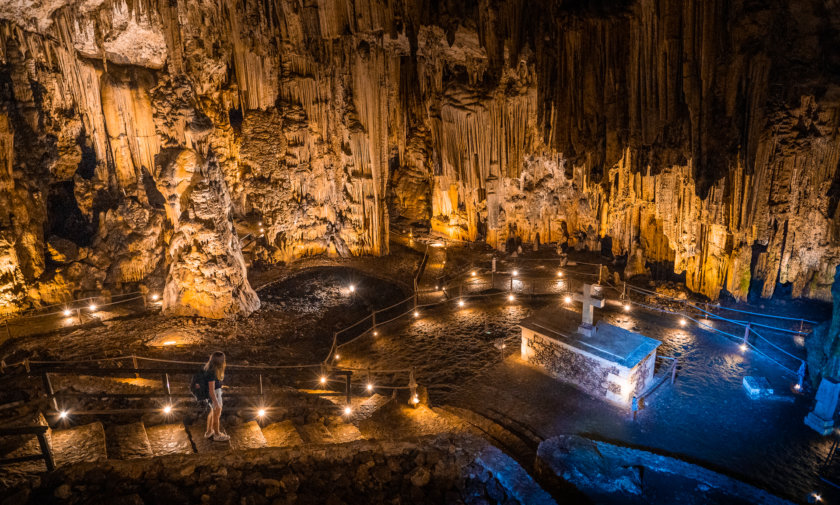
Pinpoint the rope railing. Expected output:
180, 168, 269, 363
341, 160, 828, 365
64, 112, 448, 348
1, 291, 147, 321
624, 282, 818, 328
6, 353, 422, 419
680, 297, 810, 336
637, 356, 678, 401
0, 293, 156, 345
617, 294, 801, 376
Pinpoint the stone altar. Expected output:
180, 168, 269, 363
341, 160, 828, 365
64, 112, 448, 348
520, 285, 661, 406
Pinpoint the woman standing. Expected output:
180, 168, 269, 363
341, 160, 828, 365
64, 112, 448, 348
203, 351, 229, 441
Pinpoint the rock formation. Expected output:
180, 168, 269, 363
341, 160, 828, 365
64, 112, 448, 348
0, 0, 838, 317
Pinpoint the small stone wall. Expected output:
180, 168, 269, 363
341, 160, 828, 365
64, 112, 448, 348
9, 434, 555, 505
522, 328, 624, 403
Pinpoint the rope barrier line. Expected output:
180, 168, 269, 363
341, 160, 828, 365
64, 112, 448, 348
748, 328, 805, 364
711, 304, 818, 325
685, 300, 808, 336
1, 291, 147, 323
625, 297, 800, 376
637, 356, 677, 400
613, 281, 813, 335
701, 314, 807, 335
625, 282, 818, 325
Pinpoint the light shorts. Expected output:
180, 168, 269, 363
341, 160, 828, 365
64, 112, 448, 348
212, 388, 222, 408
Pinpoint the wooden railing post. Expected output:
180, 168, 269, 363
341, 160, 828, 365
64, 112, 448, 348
132, 355, 139, 379
3, 321, 11, 342
36, 431, 55, 471
345, 372, 352, 406
42, 373, 58, 411
162, 373, 171, 403
258, 374, 264, 403
670, 359, 677, 384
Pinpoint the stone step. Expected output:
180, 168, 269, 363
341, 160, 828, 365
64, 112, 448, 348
435, 406, 536, 466
354, 393, 392, 420
324, 418, 365, 443
0, 434, 50, 479
357, 402, 459, 440
261, 420, 303, 448
295, 423, 336, 444
187, 423, 230, 453
51, 422, 107, 467
105, 422, 153, 460
145, 423, 193, 456
228, 421, 266, 450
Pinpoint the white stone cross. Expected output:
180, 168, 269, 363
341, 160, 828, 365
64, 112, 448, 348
574, 283, 605, 326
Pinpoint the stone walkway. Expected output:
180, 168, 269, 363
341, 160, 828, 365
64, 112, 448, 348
0, 388, 455, 489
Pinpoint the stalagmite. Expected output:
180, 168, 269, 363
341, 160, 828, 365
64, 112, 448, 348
0, 0, 836, 317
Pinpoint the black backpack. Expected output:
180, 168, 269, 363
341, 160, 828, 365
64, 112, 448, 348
189, 371, 209, 402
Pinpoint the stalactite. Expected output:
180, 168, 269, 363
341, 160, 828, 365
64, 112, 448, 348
0, 0, 838, 313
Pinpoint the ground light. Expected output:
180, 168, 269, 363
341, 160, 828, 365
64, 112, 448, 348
458, 299, 465, 307
557, 271, 563, 277
563, 295, 572, 304
88, 303, 97, 311
348, 285, 355, 293
343, 406, 352, 415
512, 270, 518, 276
623, 303, 631, 311
163, 340, 176, 346
373, 331, 379, 336
740, 344, 748, 352
413, 310, 419, 317
58, 411, 68, 419
366, 383, 373, 392
334, 354, 340, 360
811, 492, 822, 503
412, 395, 420, 404
63, 309, 71, 317
320, 376, 327, 385
163, 405, 172, 414
795, 383, 802, 391
508, 294, 514, 301
679, 318, 687, 326
471, 271, 476, 277
257, 408, 266, 417
151, 294, 159, 301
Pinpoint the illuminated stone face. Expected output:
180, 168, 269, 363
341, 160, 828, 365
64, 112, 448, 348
0, 0, 837, 316
520, 316, 660, 406
156, 149, 259, 318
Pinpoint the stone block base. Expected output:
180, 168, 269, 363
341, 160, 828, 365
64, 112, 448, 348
804, 412, 835, 435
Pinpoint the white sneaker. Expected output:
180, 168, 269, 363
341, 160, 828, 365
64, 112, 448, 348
212, 433, 230, 442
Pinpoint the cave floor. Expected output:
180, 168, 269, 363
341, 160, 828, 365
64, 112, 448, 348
339, 291, 831, 504
0, 242, 834, 503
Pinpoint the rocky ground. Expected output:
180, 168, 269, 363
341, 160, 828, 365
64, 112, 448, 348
0, 244, 421, 371
0, 242, 834, 503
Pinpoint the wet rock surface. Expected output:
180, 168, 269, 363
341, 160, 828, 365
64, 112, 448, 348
536, 435, 794, 505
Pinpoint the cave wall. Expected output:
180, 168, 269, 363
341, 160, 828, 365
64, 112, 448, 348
0, 0, 838, 317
